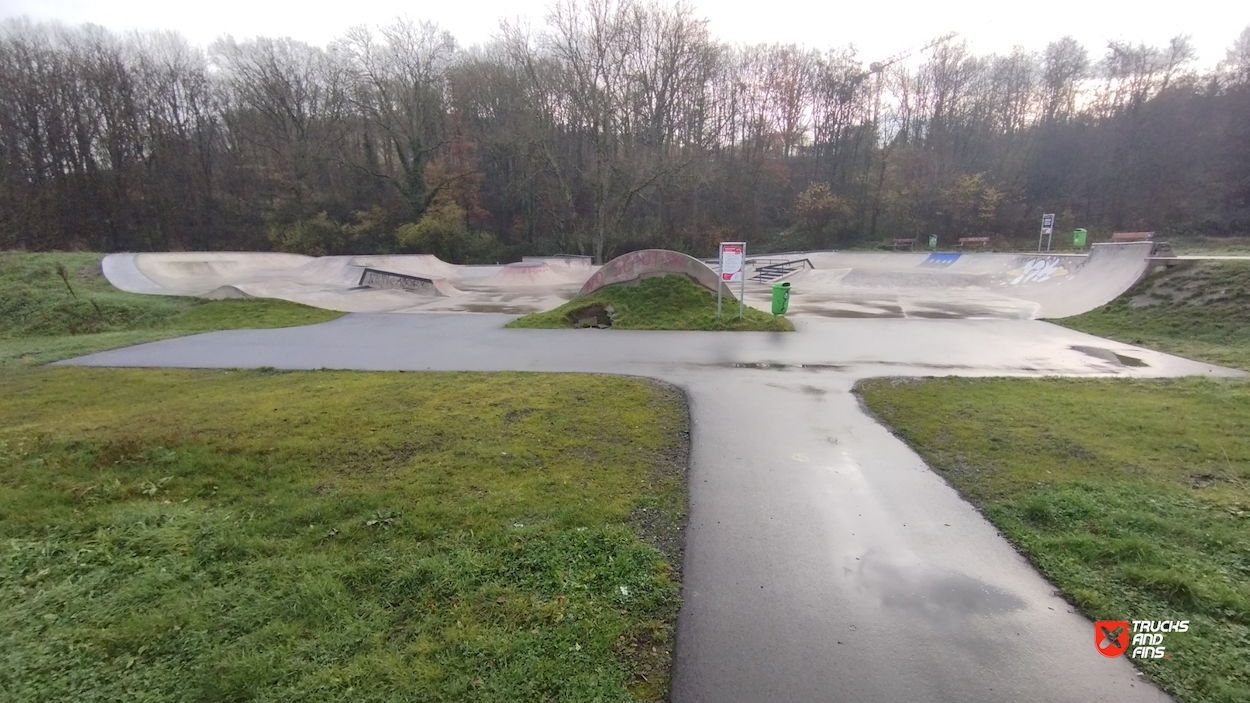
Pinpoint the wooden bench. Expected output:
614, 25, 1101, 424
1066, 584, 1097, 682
956, 237, 990, 248
891, 237, 917, 250
1111, 232, 1154, 242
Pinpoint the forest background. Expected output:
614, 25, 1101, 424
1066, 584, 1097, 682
2, 0, 1248, 263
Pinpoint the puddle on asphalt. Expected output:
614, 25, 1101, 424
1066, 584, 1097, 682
714, 361, 987, 371
851, 361, 973, 370
459, 304, 538, 314
905, 310, 965, 319
797, 309, 904, 319
725, 362, 847, 371
853, 552, 1026, 621
1070, 345, 1148, 368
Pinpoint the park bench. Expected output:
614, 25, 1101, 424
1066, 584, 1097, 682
956, 237, 990, 248
1111, 232, 1154, 242
891, 237, 917, 250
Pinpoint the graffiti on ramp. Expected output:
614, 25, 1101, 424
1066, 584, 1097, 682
1009, 257, 1080, 285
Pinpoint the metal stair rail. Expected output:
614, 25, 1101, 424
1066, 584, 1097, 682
751, 258, 813, 283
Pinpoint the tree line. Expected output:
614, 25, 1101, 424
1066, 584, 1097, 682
2, 1, 1248, 262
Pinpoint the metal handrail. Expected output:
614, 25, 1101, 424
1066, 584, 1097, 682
752, 258, 813, 282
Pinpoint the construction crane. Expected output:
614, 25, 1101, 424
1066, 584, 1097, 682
866, 32, 959, 77
857, 32, 959, 240
864, 32, 959, 135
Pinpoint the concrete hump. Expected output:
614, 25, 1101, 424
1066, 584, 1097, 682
201, 285, 251, 300
578, 249, 728, 298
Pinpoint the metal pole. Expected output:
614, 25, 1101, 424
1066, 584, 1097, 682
716, 243, 723, 320
738, 243, 746, 319
1038, 228, 1044, 252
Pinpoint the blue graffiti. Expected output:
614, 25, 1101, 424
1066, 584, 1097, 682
919, 252, 961, 268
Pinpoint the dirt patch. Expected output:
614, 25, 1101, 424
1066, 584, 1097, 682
567, 303, 615, 328
78, 260, 105, 282
503, 407, 540, 423
1183, 473, 1219, 489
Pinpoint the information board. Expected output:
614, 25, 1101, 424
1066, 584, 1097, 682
717, 241, 746, 319
720, 243, 744, 282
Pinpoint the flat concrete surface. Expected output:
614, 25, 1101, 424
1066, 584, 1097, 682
58, 316, 1243, 702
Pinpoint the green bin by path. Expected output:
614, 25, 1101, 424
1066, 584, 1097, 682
1073, 228, 1087, 249
771, 281, 791, 316
928, 234, 938, 250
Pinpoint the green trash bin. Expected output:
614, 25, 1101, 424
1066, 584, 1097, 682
928, 234, 938, 250
771, 281, 791, 316
1073, 228, 1087, 249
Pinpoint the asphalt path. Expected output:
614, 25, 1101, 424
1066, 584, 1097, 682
60, 315, 1243, 702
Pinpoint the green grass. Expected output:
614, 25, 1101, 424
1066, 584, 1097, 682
1057, 260, 1250, 371
507, 275, 794, 331
1168, 236, 1250, 256
0, 252, 343, 367
0, 367, 688, 702
857, 376, 1250, 703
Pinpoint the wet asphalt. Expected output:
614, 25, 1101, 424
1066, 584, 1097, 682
59, 315, 1242, 702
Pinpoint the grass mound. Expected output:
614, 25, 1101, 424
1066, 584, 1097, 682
858, 376, 1250, 703
0, 368, 688, 702
0, 252, 342, 366
507, 275, 793, 331
1056, 259, 1250, 370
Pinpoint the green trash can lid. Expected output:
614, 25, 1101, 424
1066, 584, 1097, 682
773, 281, 791, 288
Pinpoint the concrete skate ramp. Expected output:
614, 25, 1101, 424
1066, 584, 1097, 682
358, 268, 457, 297
348, 254, 462, 280
102, 251, 597, 314
523, 255, 594, 269
484, 261, 578, 287
102, 244, 1150, 319
101, 253, 166, 295
578, 249, 724, 297
743, 242, 1153, 319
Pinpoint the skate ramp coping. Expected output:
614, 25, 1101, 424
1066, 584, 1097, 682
578, 249, 725, 297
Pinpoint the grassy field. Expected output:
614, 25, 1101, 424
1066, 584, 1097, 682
1169, 236, 1250, 256
0, 368, 688, 702
0, 252, 342, 367
507, 275, 793, 331
1057, 259, 1250, 371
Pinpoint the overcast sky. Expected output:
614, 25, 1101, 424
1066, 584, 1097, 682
3, 0, 1247, 68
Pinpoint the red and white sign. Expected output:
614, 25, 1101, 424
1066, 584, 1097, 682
720, 243, 744, 282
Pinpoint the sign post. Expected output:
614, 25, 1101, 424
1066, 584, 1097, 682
718, 242, 745, 320
1039, 213, 1055, 252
